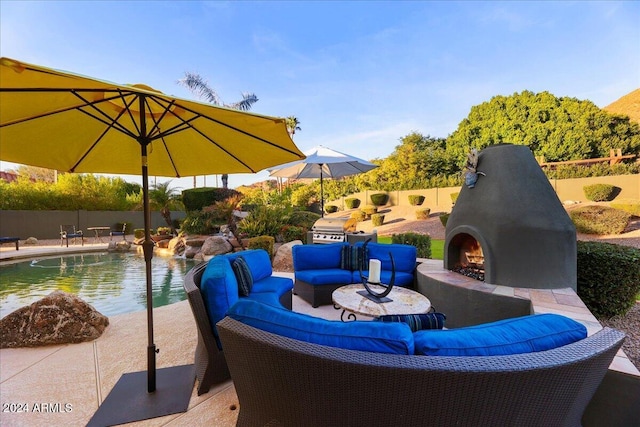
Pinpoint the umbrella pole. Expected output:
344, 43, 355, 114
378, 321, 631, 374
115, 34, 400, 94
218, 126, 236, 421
320, 165, 324, 217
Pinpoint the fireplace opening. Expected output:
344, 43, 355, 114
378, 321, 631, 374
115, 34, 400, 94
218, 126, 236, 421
448, 233, 485, 281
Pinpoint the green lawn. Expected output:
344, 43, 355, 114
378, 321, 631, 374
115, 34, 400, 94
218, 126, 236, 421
376, 236, 444, 260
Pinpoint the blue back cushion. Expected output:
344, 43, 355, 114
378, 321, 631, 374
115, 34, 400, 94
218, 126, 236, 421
293, 243, 345, 270
200, 256, 239, 348
366, 243, 417, 273
413, 313, 587, 356
227, 249, 272, 282
227, 299, 415, 355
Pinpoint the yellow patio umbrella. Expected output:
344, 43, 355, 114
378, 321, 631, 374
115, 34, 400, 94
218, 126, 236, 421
0, 57, 305, 424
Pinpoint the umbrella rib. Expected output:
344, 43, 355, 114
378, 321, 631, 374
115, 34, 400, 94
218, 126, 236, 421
72, 90, 139, 139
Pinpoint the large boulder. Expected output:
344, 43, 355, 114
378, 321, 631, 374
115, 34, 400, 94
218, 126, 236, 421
273, 240, 303, 273
0, 291, 109, 348
200, 236, 233, 257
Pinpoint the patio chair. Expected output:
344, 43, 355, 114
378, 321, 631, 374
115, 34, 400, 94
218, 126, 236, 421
110, 224, 127, 241
60, 225, 84, 247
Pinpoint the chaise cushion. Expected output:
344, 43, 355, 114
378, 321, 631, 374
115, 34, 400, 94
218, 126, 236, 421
413, 313, 587, 356
231, 256, 253, 297
226, 299, 415, 355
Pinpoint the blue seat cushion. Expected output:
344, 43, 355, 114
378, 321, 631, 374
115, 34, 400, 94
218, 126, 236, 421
296, 269, 354, 285
293, 243, 346, 270
243, 292, 282, 308
200, 256, 239, 349
251, 275, 293, 297
227, 249, 272, 282
227, 299, 415, 355
413, 313, 587, 356
366, 243, 417, 273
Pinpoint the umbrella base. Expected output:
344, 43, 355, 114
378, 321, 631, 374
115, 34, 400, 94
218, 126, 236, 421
87, 364, 195, 426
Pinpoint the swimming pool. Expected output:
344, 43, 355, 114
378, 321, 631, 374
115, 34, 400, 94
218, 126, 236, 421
0, 252, 197, 318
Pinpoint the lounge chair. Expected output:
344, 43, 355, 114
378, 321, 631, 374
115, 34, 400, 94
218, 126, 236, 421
60, 225, 83, 247
109, 224, 127, 241
0, 236, 20, 250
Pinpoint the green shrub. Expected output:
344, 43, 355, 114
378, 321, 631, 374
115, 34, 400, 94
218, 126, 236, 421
180, 209, 222, 235
350, 210, 367, 222
238, 205, 291, 238
370, 193, 389, 206
450, 192, 459, 204
577, 241, 640, 318
247, 235, 275, 258
134, 228, 145, 239
408, 195, 425, 206
610, 199, 640, 216
182, 187, 240, 212
391, 232, 431, 258
439, 213, 450, 227
287, 210, 321, 230
325, 205, 339, 214
278, 225, 306, 243
583, 184, 618, 202
156, 226, 171, 235
569, 205, 631, 234
361, 205, 378, 218
344, 198, 361, 209
415, 208, 430, 220
371, 213, 385, 226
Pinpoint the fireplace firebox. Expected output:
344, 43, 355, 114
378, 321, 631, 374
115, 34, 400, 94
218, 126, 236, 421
444, 144, 577, 290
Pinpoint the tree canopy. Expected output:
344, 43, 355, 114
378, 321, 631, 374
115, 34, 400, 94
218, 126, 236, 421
446, 90, 640, 164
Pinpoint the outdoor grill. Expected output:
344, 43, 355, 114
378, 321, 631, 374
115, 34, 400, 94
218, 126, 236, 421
308, 217, 376, 245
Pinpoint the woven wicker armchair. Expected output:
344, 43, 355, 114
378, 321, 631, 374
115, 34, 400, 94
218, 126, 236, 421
218, 317, 624, 427
183, 261, 230, 395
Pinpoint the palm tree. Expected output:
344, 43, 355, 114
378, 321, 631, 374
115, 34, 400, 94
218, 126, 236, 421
285, 116, 301, 136
178, 72, 259, 189
148, 181, 183, 235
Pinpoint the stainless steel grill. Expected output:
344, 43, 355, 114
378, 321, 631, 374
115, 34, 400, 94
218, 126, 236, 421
310, 217, 352, 244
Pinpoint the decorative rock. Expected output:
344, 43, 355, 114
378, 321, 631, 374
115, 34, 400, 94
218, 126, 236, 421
108, 241, 132, 252
0, 291, 109, 348
200, 236, 233, 257
184, 245, 201, 259
24, 237, 38, 245
156, 239, 171, 249
273, 240, 302, 273
184, 237, 206, 247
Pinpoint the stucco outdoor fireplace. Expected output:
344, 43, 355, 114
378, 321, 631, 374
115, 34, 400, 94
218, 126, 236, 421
444, 144, 577, 290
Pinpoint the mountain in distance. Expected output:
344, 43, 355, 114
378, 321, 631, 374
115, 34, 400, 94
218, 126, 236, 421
604, 88, 640, 124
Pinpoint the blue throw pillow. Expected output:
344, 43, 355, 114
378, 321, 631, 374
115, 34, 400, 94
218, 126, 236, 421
232, 256, 253, 297
376, 312, 446, 332
227, 299, 415, 355
413, 313, 587, 356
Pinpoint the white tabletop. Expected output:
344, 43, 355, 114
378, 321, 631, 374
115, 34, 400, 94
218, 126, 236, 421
332, 284, 431, 319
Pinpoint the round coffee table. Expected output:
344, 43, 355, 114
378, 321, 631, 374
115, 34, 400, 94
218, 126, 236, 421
332, 284, 431, 321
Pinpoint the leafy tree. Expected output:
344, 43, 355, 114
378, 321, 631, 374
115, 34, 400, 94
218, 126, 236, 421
178, 72, 259, 189
446, 90, 640, 165
285, 116, 301, 136
14, 165, 57, 183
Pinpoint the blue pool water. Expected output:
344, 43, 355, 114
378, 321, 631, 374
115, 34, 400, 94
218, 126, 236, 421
0, 252, 197, 318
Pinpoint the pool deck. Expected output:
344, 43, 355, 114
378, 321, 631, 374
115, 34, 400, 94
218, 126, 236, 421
1, 245, 638, 425
0, 243, 339, 426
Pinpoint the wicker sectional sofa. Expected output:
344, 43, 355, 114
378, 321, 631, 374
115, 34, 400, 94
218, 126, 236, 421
218, 301, 626, 426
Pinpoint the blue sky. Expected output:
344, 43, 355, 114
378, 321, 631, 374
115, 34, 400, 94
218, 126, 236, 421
1, 1, 639, 190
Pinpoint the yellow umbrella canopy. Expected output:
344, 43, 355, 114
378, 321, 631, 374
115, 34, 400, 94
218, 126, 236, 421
0, 57, 304, 176
0, 56, 305, 422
